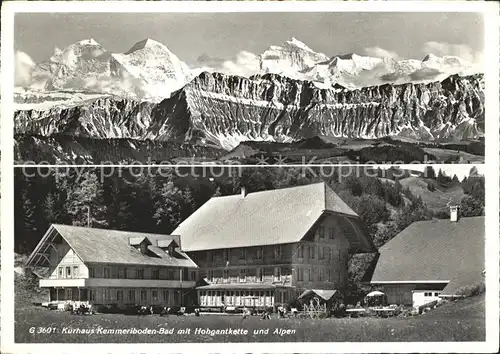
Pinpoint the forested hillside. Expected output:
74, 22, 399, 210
14, 166, 484, 297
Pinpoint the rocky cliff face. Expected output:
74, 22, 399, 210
15, 72, 484, 150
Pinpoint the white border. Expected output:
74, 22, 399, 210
1, 1, 499, 353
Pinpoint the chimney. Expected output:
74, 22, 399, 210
241, 186, 247, 199
450, 205, 460, 222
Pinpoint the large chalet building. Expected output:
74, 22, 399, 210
174, 183, 376, 308
26, 182, 376, 310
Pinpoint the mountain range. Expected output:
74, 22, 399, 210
18, 37, 480, 100
13, 37, 485, 163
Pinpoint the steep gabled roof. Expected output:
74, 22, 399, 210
370, 216, 484, 296
298, 289, 339, 301
173, 182, 375, 252
26, 224, 197, 268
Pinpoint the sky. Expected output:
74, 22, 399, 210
14, 12, 484, 70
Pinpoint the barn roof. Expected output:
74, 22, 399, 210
173, 182, 375, 252
370, 216, 484, 296
26, 224, 197, 268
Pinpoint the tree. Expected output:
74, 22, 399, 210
460, 195, 484, 217
153, 181, 183, 232
65, 171, 108, 227
423, 166, 436, 179
395, 196, 431, 231
437, 169, 451, 185
357, 194, 389, 226
21, 191, 37, 252
43, 192, 61, 224
469, 166, 479, 177
372, 223, 399, 248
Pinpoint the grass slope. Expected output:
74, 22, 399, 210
399, 177, 464, 212
15, 294, 485, 343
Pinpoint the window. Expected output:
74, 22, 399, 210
223, 249, 229, 261
208, 270, 214, 282
255, 247, 263, 260
58, 267, 63, 278
152, 290, 158, 300
310, 245, 315, 259
140, 290, 147, 302
104, 289, 111, 301
297, 244, 304, 258
434, 292, 440, 297
73, 266, 79, 278
239, 269, 246, 282
257, 268, 264, 282
319, 247, 325, 260
163, 290, 169, 303
116, 290, 123, 301
329, 227, 335, 240
174, 291, 179, 304
103, 267, 110, 279
328, 268, 333, 282
306, 268, 311, 281
274, 267, 282, 281
319, 268, 324, 281
118, 267, 126, 279
326, 247, 331, 261
223, 269, 229, 280
274, 245, 282, 259
239, 249, 246, 261
90, 290, 96, 301
297, 268, 304, 281
152, 269, 159, 280
190, 271, 197, 281
89, 267, 96, 278
318, 225, 325, 238
167, 269, 174, 280
208, 251, 214, 263
128, 290, 135, 302
65, 266, 71, 278
137, 268, 144, 279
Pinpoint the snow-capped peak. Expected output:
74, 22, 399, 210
284, 37, 315, 53
125, 38, 169, 54
27, 37, 192, 101
77, 38, 100, 46
260, 37, 329, 78
422, 53, 440, 62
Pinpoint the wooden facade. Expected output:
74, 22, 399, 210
189, 214, 353, 309
38, 232, 198, 308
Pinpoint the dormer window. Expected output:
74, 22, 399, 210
157, 239, 178, 256
129, 236, 152, 255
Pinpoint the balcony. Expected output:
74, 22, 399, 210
40, 278, 86, 288
40, 278, 196, 289
86, 278, 196, 288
